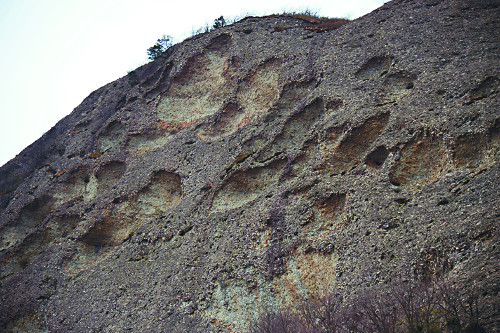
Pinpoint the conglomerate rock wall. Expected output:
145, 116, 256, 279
0, 0, 498, 331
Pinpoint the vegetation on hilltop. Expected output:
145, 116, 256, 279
147, 35, 172, 60
146, 11, 350, 61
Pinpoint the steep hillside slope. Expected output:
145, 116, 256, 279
0, 0, 498, 331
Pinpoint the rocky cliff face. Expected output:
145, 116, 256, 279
0, 0, 498, 331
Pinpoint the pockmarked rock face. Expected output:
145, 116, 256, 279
1, 0, 499, 331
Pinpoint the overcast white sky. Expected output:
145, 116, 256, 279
0, 0, 387, 167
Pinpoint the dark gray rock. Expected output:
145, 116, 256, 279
1, 0, 498, 331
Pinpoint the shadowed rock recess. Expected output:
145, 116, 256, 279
0, 0, 499, 331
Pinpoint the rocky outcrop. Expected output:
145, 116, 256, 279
0, 0, 498, 331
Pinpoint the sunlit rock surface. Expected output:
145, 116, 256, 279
0, 0, 498, 331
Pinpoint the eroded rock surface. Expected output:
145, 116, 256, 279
0, 0, 499, 331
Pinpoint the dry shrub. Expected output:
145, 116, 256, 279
248, 277, 488, 333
